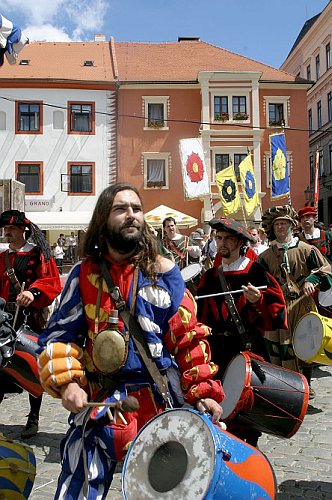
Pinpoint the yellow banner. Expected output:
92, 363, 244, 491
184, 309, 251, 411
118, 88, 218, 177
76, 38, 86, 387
215, 166, 241, 216
239, 154, 260, 216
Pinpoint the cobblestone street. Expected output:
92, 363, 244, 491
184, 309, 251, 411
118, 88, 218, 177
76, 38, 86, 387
0, 364, 331, 499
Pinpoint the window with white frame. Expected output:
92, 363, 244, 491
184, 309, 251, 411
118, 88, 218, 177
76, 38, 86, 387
143, 153, 169, 189
326, 42, 331, 70
213, 149, 247, 182
264, 96, 289, 128
211, 91, 250, 122
143, 97, 169, 129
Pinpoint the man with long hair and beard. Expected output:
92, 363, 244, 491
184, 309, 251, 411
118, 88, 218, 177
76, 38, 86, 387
38, 183, 224, 499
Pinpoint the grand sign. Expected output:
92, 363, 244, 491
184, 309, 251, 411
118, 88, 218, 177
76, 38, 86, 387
25, 198, 53, 211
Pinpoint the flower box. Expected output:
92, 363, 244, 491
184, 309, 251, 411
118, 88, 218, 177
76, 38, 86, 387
233, 113, 249, 121
215, 113, 229, 122
147, 120, 165, 128
269, 120, 284, 127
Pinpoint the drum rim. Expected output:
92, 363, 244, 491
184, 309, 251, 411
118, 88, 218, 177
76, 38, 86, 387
221, 352, 252, 420
180, 263, 202, 281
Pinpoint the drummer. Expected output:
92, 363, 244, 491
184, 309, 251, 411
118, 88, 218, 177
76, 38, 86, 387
162, 217, 201, 269
258, 205, 332, 399
0, 210, 61, 438
196, 217, 287, 447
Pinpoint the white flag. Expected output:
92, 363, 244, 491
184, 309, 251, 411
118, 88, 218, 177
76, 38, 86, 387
179, 138, 210, 199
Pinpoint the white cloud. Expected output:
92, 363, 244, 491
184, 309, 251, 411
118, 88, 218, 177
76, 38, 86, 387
24, 24, 71, 43
1, 0, 109, 41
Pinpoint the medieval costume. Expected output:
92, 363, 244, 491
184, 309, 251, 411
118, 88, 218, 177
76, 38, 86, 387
0, 209, 61, 437
259, 206, 332, 390
162, 233, 190, 269
297, 206, 332, 262
38, 257, 224, 499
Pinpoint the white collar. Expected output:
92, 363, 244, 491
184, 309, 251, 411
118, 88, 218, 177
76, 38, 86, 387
222, 256, 250, 271
275, 236, 299, 249
9, 242, 35, 253
304, 227, 320, 239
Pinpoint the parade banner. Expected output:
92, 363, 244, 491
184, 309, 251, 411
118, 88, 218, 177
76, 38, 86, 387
215, 165, 241, 216
269, 133, 290, 200
239, 154, 260, 216
179, 138, 210, 199
313, 148, 320, 209
0, 14, 29, 66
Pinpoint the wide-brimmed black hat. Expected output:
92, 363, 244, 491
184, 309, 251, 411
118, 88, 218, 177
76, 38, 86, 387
209, 217, 255, 243
0, 210, 30, 228
0, 209, 51, 261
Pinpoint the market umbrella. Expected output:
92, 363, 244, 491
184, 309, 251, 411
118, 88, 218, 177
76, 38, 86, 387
144, 205, 197, 228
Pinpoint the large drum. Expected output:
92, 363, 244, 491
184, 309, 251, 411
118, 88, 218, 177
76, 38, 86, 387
293, 312, 332, 366
0, 437, 36, 499
1, 324, 43, 398
221, 352, 309, 438
122, 408, 276, 500
180, 263, 202, 296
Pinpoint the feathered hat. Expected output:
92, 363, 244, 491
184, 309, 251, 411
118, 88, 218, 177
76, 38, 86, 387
0, 210, 51, 261
261, 205, 298, 240
209, 217, 255, 243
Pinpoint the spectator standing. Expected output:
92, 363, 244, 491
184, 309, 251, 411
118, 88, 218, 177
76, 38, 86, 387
53, 241, 65, 275
68, 232, 77, 263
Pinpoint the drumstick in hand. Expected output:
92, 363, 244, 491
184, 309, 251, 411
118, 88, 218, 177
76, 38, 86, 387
195, 285, 267, 300
13, 282, 25, 330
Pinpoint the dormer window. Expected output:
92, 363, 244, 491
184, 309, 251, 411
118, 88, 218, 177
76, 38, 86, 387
84, 60, 94, 66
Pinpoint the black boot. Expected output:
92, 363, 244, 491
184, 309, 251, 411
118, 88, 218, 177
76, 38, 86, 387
21, 414, 39, 439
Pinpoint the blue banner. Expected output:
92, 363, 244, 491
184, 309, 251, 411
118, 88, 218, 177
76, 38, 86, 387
270, 133, 290, 200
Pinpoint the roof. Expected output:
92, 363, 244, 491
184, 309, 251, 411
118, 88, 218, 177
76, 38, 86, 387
0, 38, 299, 85
0, 41, 116, 83
115, 40, 297, 83
286, 14, 321, 60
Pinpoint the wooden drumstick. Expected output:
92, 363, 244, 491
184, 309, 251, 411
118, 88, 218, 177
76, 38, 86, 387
13, 282, 25, 330
195, 285, 267, 300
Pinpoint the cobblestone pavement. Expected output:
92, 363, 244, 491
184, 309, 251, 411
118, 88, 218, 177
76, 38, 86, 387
0, 364, 331, 499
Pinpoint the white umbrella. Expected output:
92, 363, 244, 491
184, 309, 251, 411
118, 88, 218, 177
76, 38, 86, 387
144, 205, 197, 228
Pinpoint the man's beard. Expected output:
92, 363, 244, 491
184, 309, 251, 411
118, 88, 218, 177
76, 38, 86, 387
106, 221, 144, 254
219, 248, 231, 258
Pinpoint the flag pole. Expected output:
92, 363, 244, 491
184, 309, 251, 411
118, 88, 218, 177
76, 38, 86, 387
234, 163, 248, 228
313, 146, 320, 209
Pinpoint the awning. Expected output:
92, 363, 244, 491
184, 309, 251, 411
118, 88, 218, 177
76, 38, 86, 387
144, 205, 197, 228
25, 211, 92, 231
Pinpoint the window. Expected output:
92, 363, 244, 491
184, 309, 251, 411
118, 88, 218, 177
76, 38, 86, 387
308, 109, 313, 133
68, 162, 94, 194
268, 103, 284, 127
215, 154, 230, 174
326, 43, 331, 70
68, 102, 95, 134
328, 92, 332, 122
319, 150, 324, 177
143, 97, 169, 129
214, 96, 229, 121
309, 155, 314, 182
214, 151, 246, 180
232, 96, 248, 119
317, 100, 322, 129
16, 162, 42, 194
143, 153, 169, 189
16, 101, 42, 133
329, 144, 332, 174
306, 64, 311, 80
316, 54, 320, 80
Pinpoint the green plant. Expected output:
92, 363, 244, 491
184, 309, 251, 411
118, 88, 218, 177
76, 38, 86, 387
148, 119, 165, 128
233, 112, 249, 120
215, 112, 229, 121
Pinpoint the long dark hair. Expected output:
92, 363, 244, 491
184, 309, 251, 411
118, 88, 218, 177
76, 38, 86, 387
83, 183, 159, 280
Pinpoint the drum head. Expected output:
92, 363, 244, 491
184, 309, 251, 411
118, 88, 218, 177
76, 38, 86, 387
221, 354, 247, 419
123, 409, 215, 499
318, 289, 332, 308
293, 313, 324, 361
180, 263, 202, 282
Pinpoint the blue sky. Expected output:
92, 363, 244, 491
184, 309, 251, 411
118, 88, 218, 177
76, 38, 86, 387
1, 0, 330, 68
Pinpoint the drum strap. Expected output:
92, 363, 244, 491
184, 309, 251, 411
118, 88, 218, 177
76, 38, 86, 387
99, 259, 173, 408
217, 265, 251, 349
4, 251, 22, 295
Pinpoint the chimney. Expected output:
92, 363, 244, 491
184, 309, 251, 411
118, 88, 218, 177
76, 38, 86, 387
94, 34, 106, 42
178, 37, 200, 42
